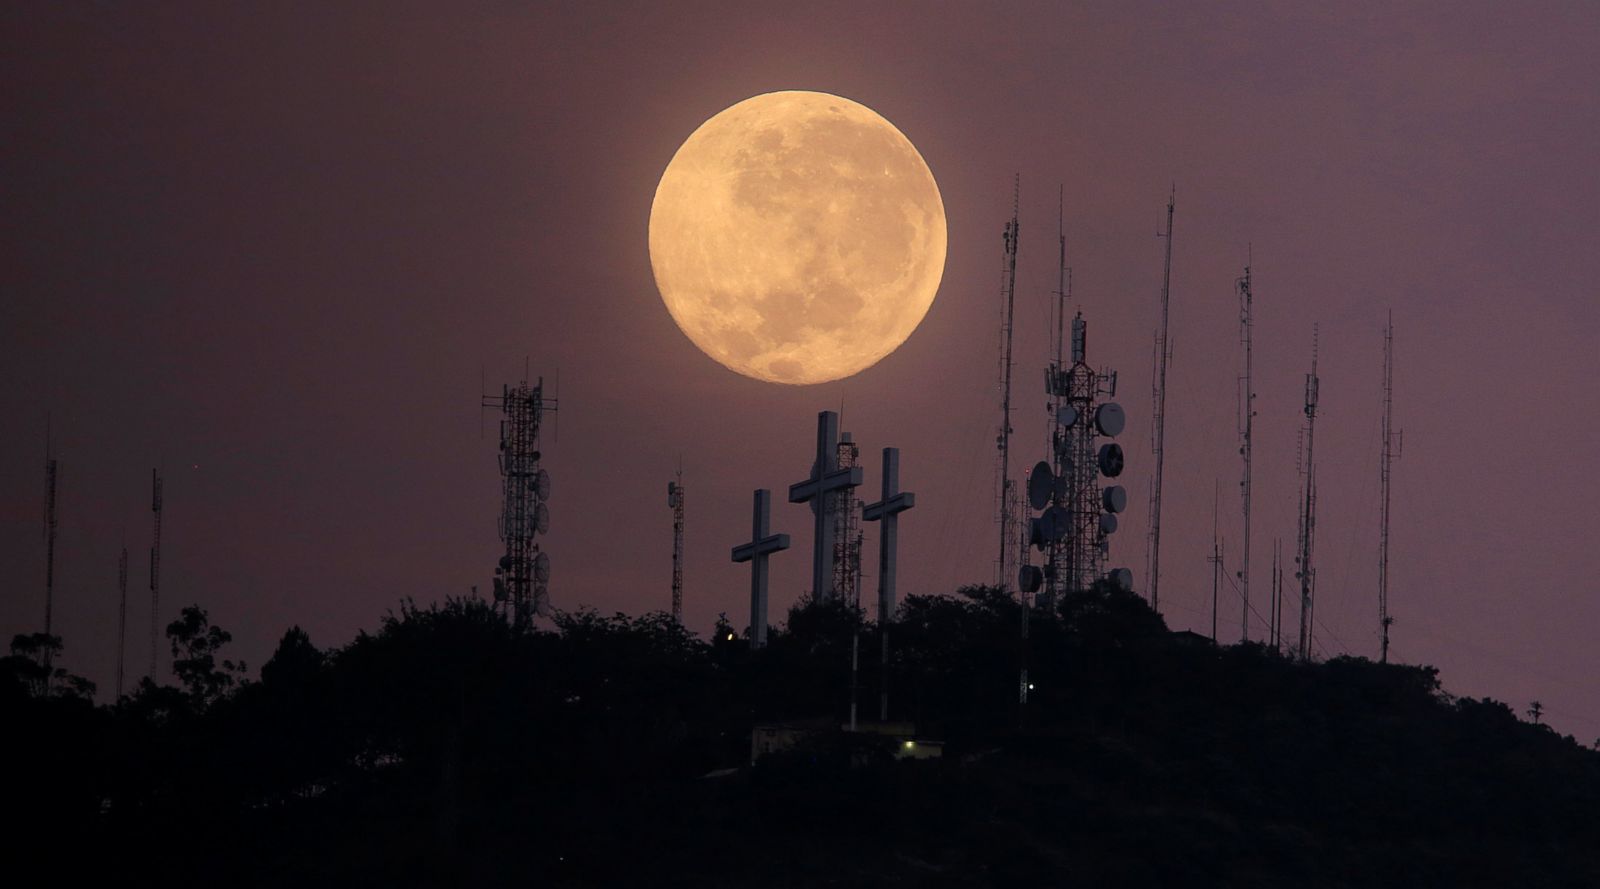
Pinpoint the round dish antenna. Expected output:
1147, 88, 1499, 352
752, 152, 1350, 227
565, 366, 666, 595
534, 551, 552, 583
534, 502, 551, 534
1028, 461, 1055, 510
1099, 513, 1119, 535
1018, 565, 1044, 593
1102, 485, 1128, 514
1106, 567, 1133, 591
536, 469, 552, 500
1097, 443, 1125, 477
1094, 403, 1126, 437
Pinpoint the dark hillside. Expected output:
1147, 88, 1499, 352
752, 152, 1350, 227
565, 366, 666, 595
7, 587, 1597, 887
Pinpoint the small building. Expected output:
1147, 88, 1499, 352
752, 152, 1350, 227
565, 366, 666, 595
751, 718, 942, 765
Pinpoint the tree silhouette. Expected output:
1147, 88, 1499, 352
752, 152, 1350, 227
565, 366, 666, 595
166, 605, 244, 707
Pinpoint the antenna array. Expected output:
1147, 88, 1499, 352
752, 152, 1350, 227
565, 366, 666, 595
832, 434, 865, 606
1145, 190, 1175, 612
485, 377, 556, 630
1236, 260, 1255, 643
1294, 329, 1320, 661
1379, 313, 1402, 662
668, 468, 685, 624
994, 179, 1021, 589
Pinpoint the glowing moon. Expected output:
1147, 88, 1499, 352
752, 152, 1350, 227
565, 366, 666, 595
649, 91, 946, 385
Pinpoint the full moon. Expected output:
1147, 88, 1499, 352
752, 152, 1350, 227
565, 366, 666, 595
648, 91, 947, 385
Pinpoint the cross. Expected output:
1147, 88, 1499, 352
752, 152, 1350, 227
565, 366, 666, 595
863, 447, 914, 720
787, 411, 863, 603
731, 488, 789, 649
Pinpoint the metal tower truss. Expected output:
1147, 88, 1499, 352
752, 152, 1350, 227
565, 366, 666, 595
485, 377, 556, 631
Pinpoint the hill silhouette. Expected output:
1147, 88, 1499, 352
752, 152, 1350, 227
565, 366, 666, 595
6, 585, 1598, 887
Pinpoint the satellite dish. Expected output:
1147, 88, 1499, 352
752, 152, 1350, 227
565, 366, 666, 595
1029, 517, 1046, 550
534, 502, 551, 534
1057, 405, 1079, 429
1106, 567, 1133, 591
1027, 461, 1055, 510
1042, 505, 1070, 542
498, 555, 512, 570
534, 551, 551, 583
492, 577, 508, 601
1018, 565, 1043, 593
1097, 443, 1125, 478
1052, 476, 1070, 506
1099, 513, 1119, 535
1102, 485, 1127, 514
1094, 403, 1126, 437
536, 469, 551, 500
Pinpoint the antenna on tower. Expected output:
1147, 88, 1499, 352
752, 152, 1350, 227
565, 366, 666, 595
1270, 537, 1283, 654
1379, 312, 1402, 663
1236, 255, 1254, 643
116, 545, 128, 698
1295, 327, 1320, 661
42, 420, 60, 679
149, 468, 164, 680
1209, 480, 1223, 643
994, 176, 1021, 588
668, 462, 685, 625
1145, 188, 1175, 613
484, 374, 557, 630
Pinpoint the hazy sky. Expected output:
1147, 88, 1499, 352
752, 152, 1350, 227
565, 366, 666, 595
3, 2, 1597, 739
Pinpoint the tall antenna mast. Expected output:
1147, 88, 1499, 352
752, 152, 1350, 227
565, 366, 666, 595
1379, 312, 1402, 662
1145, 188, 1175, 612
149, 468, 163, 679
1236, 257, 1254, 643
116, 546, 129, 698
995, 177, 1020, 588
1208, 481, 1222, 642
485, 376, 557, 630
1270, 537, 1283, 653
1295, 328, 1320, 661
668, 465, 685, 624
42, 423, 60, 677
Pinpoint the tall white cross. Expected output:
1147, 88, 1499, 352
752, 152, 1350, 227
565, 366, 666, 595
863, 447, 914, 720
787, 411, 862, 603
731, 488, 789, 649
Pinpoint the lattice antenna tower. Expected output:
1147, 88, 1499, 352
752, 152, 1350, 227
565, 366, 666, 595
485, 376, 556, 631
116, 546, 128, 698
1145, 188, 1175, 612
994, 177, 1020, 588
833, 434, 865, 606
1236, 257, 1255, 643
42, 422, 59, 676
1023, 310, 1128, 602
149, 468, 163, 679
668, 465, 685, 624
1294, 327, 1320, 661
1379, 312, 1402, 662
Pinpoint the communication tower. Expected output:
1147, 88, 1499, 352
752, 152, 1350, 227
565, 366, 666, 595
149, 469, 163, 679
1270, 537, 1284, 654
1236, 259, 1255, 642
485, 377, 556, 631
1020, 311, 1129, 602
668, 468, 685, 624
832, 434, 865, 606
1208, 481, 1224, 642
1145, 190, 1175, 612
994, 179, 1020, 588
1379, 313, 1402, 662
1294, 329, 1320, 661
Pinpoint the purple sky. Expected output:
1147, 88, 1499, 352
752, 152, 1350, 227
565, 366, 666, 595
3, 2, 1597, 739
